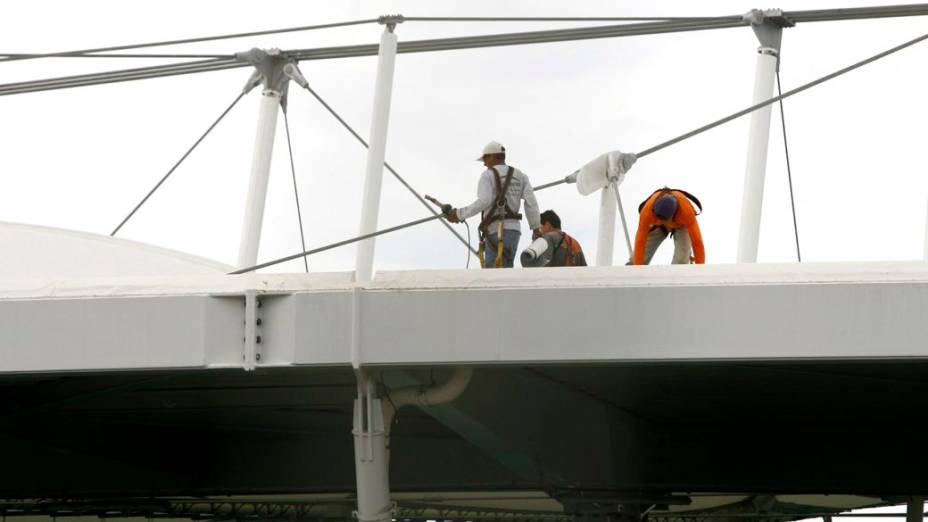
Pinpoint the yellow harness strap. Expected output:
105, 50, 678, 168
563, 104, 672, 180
494, 221, 504, 268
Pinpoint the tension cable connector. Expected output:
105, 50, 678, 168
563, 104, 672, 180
236, 48, 308, 110
241, 70, 263, 95
283, 62, 309, 89
741, 8, 795, 28
742, 8, 794, 69
377, 14, 405, 31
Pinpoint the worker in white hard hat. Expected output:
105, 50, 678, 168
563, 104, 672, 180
446, 141, 542, 268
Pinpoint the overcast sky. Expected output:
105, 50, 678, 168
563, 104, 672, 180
2, 0, 927, 273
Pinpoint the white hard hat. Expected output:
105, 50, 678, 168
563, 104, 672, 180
476, 141, 506, 160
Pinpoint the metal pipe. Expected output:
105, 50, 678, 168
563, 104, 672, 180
237, 91, 281, 268
596, 187, 617, 266
381, 367, 473, 465
383, 367, 474, 427
355, 27, 399, 282
736, 50, 778, 263
610, 181, 633, 258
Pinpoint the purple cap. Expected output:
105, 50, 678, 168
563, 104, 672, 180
653, 194, 678, 220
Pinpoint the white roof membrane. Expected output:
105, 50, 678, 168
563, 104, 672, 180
0, 221, 231, 278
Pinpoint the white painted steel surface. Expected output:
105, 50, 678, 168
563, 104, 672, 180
0, 296, 243, 373
353, 388, 392, 522
2, 263, 928, 374
238, 92, 281, 268
0, 222, 230, 278
355, 29, 399, 283
596, 187, 617, 266
924, 195, 928, 261
737, 51, 778, 263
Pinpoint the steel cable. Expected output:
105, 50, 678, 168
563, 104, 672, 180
110, 91, 246, 236
230, 214, 443, 274
298, 83, 478, 256
524, 32, 928, 264
0, 59, 241, 97
5, 5, 928, 95
776, 70, 802, 262
534, 28, 928, 193
534, 175, 576, 192
635, 30, 928, 160
0, 19, 379, 64
290, 18, 746, 60
0, 18, 745, 97
5, 4, 927, 65
1, 57, 234, 89
1, 52, 234, 59
404, 16, 743, 22
283, 109, 310, 272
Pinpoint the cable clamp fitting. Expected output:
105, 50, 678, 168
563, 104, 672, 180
741, 8, 795, 28
283, 62, 309, 89
378, 14, 405, 31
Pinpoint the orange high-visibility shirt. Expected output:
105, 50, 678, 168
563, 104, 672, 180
632, 190, 705, 265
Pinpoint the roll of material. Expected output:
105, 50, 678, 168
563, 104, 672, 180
520, 237, 551, 268
575, 150, 637, 196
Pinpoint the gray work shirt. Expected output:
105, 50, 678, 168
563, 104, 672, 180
457, 164, 541, 232
523, 231, 588, 268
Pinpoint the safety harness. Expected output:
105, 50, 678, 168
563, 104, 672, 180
550, 232, 583, 267
638, 187, 703, 215
477, 166, 522, 268
638, 187, 703, 241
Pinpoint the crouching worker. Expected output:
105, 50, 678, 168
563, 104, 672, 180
446, 141, 542, 268
521, 210, 587, 267
631, 188, 705, 265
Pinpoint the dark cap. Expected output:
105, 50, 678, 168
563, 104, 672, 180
653, 194, 678, 220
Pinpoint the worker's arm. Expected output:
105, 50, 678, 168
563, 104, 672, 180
687, 219, 705, 264
521, 173, 542, 230
456, 172, 494, 220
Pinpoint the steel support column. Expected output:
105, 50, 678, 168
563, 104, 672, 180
236, 49, 294, 269
907, 498, 924, 522
596, 187, 617, 266
355, 22, 400, 282
352, 371, 392, 522
736, 9, 791, 263
238, 91, 281, 269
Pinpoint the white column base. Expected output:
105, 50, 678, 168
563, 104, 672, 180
352, 381, 392, 522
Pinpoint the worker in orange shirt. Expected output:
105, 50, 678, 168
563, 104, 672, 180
631, 188, 705, 265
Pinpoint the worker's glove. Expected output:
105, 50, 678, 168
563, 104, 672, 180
532, 227, 543, 240
446, 209, 461, 223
